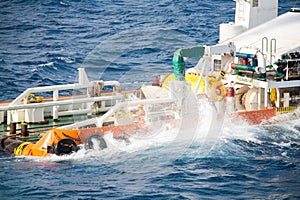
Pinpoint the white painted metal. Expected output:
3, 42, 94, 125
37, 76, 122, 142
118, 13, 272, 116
264, 87, 268, 108
222, 11, 300, 62
78, 68, 90, 84
53, 90, 59, 120
194, 43, 236, 93
219, 23, 245, 43
0, 111, 3, 123
283, 92, 290, 107
220, 0, 278, 42
0, 68, 124, 124
226, 74, 300, 89
235, 0, 278, 29
60, 98, 176, 130
25, 108, 44, 123
1, 95, 123, 111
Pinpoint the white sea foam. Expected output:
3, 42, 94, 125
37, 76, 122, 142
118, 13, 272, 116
24, 97, 300, 166
38, 62, 54, 67
57, 56, 75, 63
24, 97, 222, 165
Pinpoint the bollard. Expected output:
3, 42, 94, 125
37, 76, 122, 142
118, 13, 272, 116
9, 122, 16, 135
21, 122, 29, 137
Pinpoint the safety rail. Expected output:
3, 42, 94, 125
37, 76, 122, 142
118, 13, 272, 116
0, 68, 125, 124
0, 95, 122, 111
276, 106, 298, 114
9, 80, 121, 107
9, 83, 91, 106
60, 98, 176, 130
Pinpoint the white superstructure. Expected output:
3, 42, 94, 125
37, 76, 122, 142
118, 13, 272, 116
224, 11, 300, 62
220, 0, 278, 42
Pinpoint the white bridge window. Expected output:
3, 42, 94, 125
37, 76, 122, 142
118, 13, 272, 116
252, 0, 258, 7
214, 60, 221, 71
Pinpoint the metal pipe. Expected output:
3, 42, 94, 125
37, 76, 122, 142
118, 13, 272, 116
9, 80, 121, 107
9, 83, 93, 106
0, 95, 123, 111
231, 63, 256, 71
60, 98, 176, 130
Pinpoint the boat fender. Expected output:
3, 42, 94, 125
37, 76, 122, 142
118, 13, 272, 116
0, 137, 23, 154
0, 137, 9, 152
0, 136, 9, 151
84, 134, 107, 150
54, 139, 78, 156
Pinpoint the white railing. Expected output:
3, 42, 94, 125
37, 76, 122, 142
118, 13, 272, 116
59, 97, 176, 130
9, 83, 91, 106
0, 68, 124, 124
0, 95, 122, 111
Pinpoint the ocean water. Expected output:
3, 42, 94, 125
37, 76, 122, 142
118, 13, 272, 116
1, 0, 300, 199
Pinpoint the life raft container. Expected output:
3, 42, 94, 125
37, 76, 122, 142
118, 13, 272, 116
0, 124, 135, 157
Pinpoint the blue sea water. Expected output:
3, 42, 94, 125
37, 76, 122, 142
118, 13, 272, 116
1, 0, 300, 199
